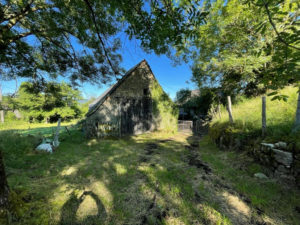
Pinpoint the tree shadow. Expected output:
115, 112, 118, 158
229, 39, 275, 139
2, 128, 300, 225
60, 191, 107, 225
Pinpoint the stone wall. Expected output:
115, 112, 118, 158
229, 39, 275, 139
216, 134, 300, 187
252, 142, 296, 181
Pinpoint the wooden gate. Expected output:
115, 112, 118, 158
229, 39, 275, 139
178, 120, 193, 132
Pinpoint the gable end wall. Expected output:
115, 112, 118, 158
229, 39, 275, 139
84, 61, 178, 137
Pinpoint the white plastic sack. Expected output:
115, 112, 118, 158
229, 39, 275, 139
36, 143, 53, 153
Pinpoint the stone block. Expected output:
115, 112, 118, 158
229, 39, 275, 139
274, 142, 287, 150
272, 160, 278, 168
254, 173, 268, 179
261, 143, 274, 149
276, 165, 290, 174
272, 149, 293, 167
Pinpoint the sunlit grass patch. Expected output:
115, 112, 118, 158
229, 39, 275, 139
201, 203, 232, 225
199, 136, 300, 225
0, 120, 77, 138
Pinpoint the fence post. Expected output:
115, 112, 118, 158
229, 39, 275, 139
262, 96, 267, 137
227, 96, 234, 123
53, 118, 61, 147
217, 103, 221, 119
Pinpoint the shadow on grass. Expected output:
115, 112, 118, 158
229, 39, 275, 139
1, 128, 299, 225
60, 191, 106, 225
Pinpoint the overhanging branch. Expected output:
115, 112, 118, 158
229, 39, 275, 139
83, 0, 119, 76
264, 2, 300, 51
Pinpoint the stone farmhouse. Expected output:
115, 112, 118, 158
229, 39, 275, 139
84, 60, 178, 138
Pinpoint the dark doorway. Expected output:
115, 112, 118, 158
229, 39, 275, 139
121, 97, 152, 135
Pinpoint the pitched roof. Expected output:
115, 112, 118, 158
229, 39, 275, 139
86, 59, 148, 117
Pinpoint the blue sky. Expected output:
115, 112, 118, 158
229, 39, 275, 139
1, 35, 197, 100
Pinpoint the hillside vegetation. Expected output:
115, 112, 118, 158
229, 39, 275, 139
210, 86, 299, 142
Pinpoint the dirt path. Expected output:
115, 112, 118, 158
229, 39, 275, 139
184, 135, 263, 225
138, 133, 270, 225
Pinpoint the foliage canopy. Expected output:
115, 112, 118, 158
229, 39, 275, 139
188, 0, 299, 98
15, 81, 83, 122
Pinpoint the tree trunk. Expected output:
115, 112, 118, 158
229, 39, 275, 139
0, 150, 9, 210
0, 84, 4, 123
227, 96, 234, 123
262, 96, 267, 137
294, 91, 300, 131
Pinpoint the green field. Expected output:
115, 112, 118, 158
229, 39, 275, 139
211, 86, 299, 142
0, 123, 299, 225
0, 120, 77, 136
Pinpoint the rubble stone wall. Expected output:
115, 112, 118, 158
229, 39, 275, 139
216, 135, 300, 186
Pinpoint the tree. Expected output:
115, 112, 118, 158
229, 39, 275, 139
1, 0, 125, 85
80, 97, 96, 116
175, 0, 299, 95
16, 81, 83, 122
1, 0, 207, 86
0, 150, 9, 211
175, 89, 192, 105
189, 0, 273, 94
184, 0, 299, 129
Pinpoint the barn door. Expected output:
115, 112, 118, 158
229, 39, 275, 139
121, 99, 134, 135
120, 98, 152, 135
142, 97, 152, 131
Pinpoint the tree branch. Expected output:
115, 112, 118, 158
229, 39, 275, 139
1, 0, 34, 22
62, 32, 79, 68
1, 2, 53, 34
40, 35, 75, 61
7, 31, 34, 44
264, 2, 300, 51
83, 0, 119, 76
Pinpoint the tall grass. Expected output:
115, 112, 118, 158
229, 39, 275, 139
211, 86, 298, 141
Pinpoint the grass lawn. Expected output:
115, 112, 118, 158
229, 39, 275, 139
211, 86, 299, 142
0, 120, 77, 136
0, 125, 299, 224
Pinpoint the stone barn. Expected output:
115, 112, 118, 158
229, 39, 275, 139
84, 60, 178, 138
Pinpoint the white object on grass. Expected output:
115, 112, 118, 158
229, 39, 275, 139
36, 143, 53, 153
